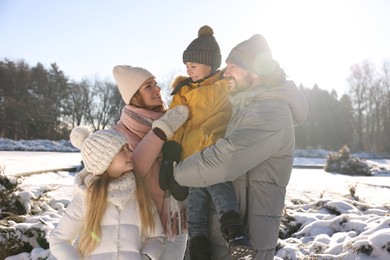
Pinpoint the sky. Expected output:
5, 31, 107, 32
1, 0, 390, 97
1, 142, 389, 259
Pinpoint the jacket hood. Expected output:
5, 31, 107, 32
230, 80, 308, 125
170, 75, 190, 91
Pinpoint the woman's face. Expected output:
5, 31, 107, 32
138, 77, 163, 109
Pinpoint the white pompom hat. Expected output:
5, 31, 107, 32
113, 65, 154, 104
70, 126, 127, 175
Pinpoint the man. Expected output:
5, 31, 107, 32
172, 34, 308, 259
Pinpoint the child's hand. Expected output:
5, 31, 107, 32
160, 160, 188, 201
159, 141, 182, 191
158, 141, 188, 201
168, 173, 189, 201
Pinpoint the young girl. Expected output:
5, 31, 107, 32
49, 126, 165, 260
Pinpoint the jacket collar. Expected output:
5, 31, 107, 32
171, 70, 224, 95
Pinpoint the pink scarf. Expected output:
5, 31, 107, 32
115, 105, 188, 238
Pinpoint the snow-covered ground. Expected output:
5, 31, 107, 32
0, 138, 390, 259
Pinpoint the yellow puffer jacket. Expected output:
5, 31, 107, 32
169, 70, 232, 159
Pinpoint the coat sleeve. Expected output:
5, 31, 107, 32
49, 194, 84, 259
168, 90, 188, 145
133, 130, 164, 177
174, 101, 289, 187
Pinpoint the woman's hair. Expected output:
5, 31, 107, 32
133, 171, 156, 237
130, 91, 166, 112
77, 171, 156, 256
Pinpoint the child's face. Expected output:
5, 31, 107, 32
185, 62, 212, 82
138, 77, 163, 109
107, 144, 133, 179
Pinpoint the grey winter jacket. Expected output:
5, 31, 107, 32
174, 81, 308, 259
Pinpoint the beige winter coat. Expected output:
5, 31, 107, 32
174, 81, 308, 259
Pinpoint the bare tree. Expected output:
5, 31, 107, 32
347, 60, 390, 152
367, 75, 384, 152
380, 61, 390, 151
64, 80, 91, 128
84, 79, 122, 131
348, 62, 370, 150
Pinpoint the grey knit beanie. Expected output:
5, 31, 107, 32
183, 25, 221, 71
226, 34, 278, 76
70, 126, 127, 176
113, 65, 154, 104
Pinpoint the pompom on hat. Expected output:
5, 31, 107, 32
70, 126, 127, 176
113, 65, 154, 104
226, 34, 279, 76
183, 25, 222, 71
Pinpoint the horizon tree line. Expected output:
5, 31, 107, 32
1, 58, 389, 153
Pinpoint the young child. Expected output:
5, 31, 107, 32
159, 25, 257, 260
49, 126, 165, 260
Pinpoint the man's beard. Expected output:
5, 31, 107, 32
227, 74, 253, 91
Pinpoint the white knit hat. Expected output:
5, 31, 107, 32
70, 126, 127, 176
113, 65, 154, 104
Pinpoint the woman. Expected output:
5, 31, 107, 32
112, 65, 189, 259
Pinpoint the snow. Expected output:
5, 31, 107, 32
0, 139, 389, 260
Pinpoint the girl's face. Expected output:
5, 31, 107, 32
185, 62, 212, 82
138, 77, 163, 110
107, 144, 133, 179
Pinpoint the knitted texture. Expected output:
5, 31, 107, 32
152, 105, 189, 139
70, 126, 127, 175
107, 172, 136, 210
183, 25, 221, 71
226, 34, 278, 76
113, 65, 154, 104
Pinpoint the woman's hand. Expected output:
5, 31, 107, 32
152, 105, 189, 140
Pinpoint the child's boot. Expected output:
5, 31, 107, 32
189, 235, 214, 260
220, 211, 257, 260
